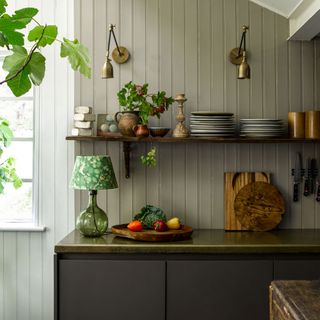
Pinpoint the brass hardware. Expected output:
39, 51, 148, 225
101, 56, 114, 79
112, 46, 130, 64
101, 24, 130, 79
229, 47, 244, 65
229, 25, 250, 79
238, 51, 250, 79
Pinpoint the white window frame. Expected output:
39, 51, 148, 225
0, 51, 45, 231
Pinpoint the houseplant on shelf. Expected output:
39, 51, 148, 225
0, 1, 91, 193
116, 81, 174, 137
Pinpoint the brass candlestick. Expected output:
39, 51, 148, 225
173, 94, 189, 138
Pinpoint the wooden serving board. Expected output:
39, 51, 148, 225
234, 182, 285, 231
112, 224, 193, 242
224, 172, 271, 231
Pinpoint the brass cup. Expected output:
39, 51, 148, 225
305, 110, 320, 139
288, 112, 305, 138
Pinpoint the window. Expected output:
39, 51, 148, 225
0, 51, 35, 224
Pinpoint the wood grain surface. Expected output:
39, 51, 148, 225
270, 280, 320, 320
112, 224, 193, 242
234, 182, 285, 231
224, 172, 271, 230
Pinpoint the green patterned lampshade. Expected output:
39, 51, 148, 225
70, 155, 118, 190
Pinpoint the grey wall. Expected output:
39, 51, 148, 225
76, 0, 320, 230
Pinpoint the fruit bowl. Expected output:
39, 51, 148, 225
149, 127, 170, 137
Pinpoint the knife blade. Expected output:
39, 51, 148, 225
304, 158, 311, 196
311, 158, 317, 194
293, 152, 302, 202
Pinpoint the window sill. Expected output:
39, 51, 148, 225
0, 223, 46, 232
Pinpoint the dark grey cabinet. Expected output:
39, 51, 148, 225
167, 260, 273, 320
58, 260, 165, 320
55, 255, 320, 320
274, 258, 320, 280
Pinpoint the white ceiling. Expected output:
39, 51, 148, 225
249, 0, 303, 18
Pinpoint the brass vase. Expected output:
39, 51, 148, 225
115, 111, 139, 137
133, 124, 150, 138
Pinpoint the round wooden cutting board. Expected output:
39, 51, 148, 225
234, 181, 285, 231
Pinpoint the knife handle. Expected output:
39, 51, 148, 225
316, 184, 320, 202
294, 183, 299, 202
304, 179, 310, 196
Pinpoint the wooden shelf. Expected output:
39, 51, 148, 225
66, 135, 320, 178
66, 135, 320, 144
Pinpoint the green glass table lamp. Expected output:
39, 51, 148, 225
70, 155, 118, 237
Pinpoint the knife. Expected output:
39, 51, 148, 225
293, 152, 302, 202
304, 158, 311, 196
311, 158, 317, 194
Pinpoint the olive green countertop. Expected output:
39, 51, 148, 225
55, 229, 320, 254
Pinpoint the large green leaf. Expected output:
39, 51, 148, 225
60, 38, 91, 78
6, 67, 32, 97
3, 46, 28, 73
0, 0, 7, 16
29, 52, 45, 85
11, 7, 38, 27
0, 32, 8, 47
0, 15, 25, 45
28, 25, 57, 47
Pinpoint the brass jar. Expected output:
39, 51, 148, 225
133, 124, 150, 138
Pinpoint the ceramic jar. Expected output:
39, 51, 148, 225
115, 111, 139, 137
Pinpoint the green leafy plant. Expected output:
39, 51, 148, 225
0, 2, 91, 194
140, 146, 157, 167
133, 205, 167, 229
0, 2, 91, 97
117, 81, 174, 125
0, 117, 22, 193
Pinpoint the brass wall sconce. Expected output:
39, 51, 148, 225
229, 25, 250, 79
101, 24, 130, 79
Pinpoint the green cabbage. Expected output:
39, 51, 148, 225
134, 205, 167, 229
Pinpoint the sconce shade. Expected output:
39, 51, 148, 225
238, 51, 250, 79
101, 58, 114, 79
70, 155, 118, 190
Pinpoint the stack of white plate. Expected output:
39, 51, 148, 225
190, 112, 236, 137
240, 119, 285, 137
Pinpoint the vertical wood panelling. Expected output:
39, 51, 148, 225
75, 0, 320, 232
185, 0, 198, 227
146, 0, 160, 209
159, 0, 173, 216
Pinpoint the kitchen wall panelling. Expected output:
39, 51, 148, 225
75, 0, 320, 229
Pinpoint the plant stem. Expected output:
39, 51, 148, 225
0, 26, 46, 85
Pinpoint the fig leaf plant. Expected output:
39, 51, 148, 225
0, 1, 91, 193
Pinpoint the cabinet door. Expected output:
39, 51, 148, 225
274, 259, 320, 280
167, 260, 273, 320
58, 260, 165, 320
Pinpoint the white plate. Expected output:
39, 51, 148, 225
191, 133, 235, 137
240, 119, 283, 122
191, 112, 234, 116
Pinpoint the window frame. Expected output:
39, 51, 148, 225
0, 51, 44, 231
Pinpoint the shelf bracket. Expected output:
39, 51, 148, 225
123, 142, 131, 179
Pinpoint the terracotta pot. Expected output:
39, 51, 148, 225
115, 111, 139, 137
133, 124, 150, 138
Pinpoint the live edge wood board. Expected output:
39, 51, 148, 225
224, 172, 271, 231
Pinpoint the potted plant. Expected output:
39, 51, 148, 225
116, 81, 174, 137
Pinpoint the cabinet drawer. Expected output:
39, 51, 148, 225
58, 260, 165, 320
167, 260, 273, 320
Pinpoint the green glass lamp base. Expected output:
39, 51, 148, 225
76, 190, 108, 237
